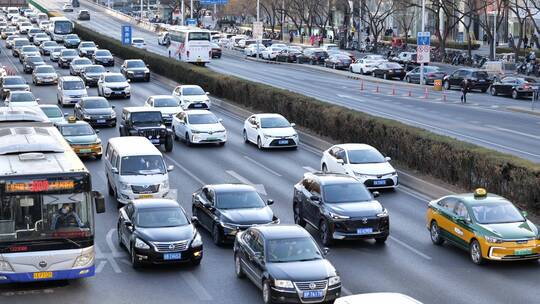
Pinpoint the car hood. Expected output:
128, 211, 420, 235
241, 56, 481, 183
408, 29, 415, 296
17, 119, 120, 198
119, 174, 168, 185
267, 259, 336, 281
72, 64, 92, 70
95, 55, 113, 60
9, 101, 38, 107
63, 89, 87, 96
133, 123, 164, 129
4, 84, 29, 90
35, 72, 57, 78
83, 108, 114, 115
64, 134, 98, 144
48, 117, 66, 124
218, 206, 274, 225
260, 127, 297, 137
157, 107, 183, 115
480, 220, 538, 239
80, 47, 96, 51
61, 55, 77, 59
347, 162, 395, 175
84, 72, 103, 78
326, 201, 383, 217
189, 123, 225, 132
136, 225, 194, 243
104, 81, 129, 88
65, 39, 80, 44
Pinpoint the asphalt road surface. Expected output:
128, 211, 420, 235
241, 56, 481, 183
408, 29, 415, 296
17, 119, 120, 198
1, 9, 540, 304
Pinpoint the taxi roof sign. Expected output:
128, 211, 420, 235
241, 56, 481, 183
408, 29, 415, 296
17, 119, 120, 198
67, 116, 77, 123
474, 188, 487, 198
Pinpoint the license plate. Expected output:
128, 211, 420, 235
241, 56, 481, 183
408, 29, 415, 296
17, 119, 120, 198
139, 194, 153, 199
373, 180, 387, 186
97, 119, 106, 123
193, 103, 203, 108
303, 290, 323, 299
479, 79, 485, 82
357, 228, 373, 235
150, 139, 160, 144
207, 137, 217, 140
197, 58, 202, 62
515, 248, 533, 255
33, 271, 53, 280
70, 100, 78, 103
78, 149, 91, 153
163, 252, 182, 260
278, 140, 289, 145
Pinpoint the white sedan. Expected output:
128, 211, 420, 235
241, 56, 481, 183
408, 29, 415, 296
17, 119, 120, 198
320, 143, 398, 189
244, 44, 266, 57
172, 84, 211, 110
349, 58, 387, 74
144, 95, 183, 125
242, 113, 298, 149
131, 37, 147, 50
4, 91, 39, 107
260, 44, 287, 60
172, 110, 227, 146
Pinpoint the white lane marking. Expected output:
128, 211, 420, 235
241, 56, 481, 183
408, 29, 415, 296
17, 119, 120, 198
303, 166, 317, 172
399, 186, 433, 201
226, 170, 267, 195
487, 125, 540, 140
243, 155, 282, 177
106, 229, 123, 258
104, 229, 123, 273
337, 94, 353, 99
183, 272, 214, 301
471, 120, 480, 124
164, 155, 205, 185
95, 260, 107, 274
389, 236, 432, 260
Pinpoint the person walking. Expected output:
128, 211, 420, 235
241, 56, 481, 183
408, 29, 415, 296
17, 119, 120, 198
318, 34, 323, 47
524, 35, 529, 49
310, 35, 315, 46
460, 79, 469, 104
289, 32, 294, 44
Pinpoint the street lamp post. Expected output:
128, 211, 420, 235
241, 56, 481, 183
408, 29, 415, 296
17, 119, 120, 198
190, 0, 193, 19
181, 0, 185, 25
493, 11, 497, 60
256, 0, 260, 58
420, 0, 425, 85
140, 0, 143, 21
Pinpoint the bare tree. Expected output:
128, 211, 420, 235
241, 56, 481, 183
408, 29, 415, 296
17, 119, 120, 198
523, 0, 540, 49
360, 0, 398, 52
394, 0, 416, 40
477, 0, 509, 59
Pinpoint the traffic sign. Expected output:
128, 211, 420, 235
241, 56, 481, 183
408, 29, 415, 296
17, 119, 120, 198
416, 32, 430, 63
186, 18, 197, 26
121, 25, 132, 45
253, 21, 263, 40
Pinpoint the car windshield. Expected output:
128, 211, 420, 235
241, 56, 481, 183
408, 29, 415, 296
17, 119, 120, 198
85, 65, 105, 73
4, 77, 25, 85
120, 155, 166, 175
62, 50, 77, 56
267, 237, 323, 263
323, 182, 372, 203
61, 124, 94, 136
471, 201, 525, 224
35, 66, 55, 73
29, 57, 44, 63
347, 149, 385, 164
41, 106, 62, 118
334, 55, 350, 59
84, 98, 109, 109
182, 86, 205, 95
80, 42, 95, 48
104, 75, 126, 82
153, 97, 179, 107
73, 58, 92, 65
188, 32, 210, 41
35, 34, 48, 38
131, 111, 162, 124
188, 113, 218, 124
260, 116, 290, 128
386, 63, 402, 69
63, 80, 84, 90
53, 47, 65, 52
22, 46, 38, 52
424, 66, 440, 72
136, 207, 188, 228
10, 92, 35, 102
127, 60, 145, 68
95, 50, 111, 56
216, 190, 266, 209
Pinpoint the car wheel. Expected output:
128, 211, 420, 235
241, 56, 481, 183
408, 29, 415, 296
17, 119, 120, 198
262, 280, 273, 304
243, 129, 249, 143
430, 221, 444, 245
117, 224, 123, 248
490, 86, 497, 96
332, 63, 336, 69
212, 224, 223, 246
375, 235, 388, 244
349, 66, 353, 73
95, 154, 102, 160
406, 76, 411, 83
480, 88, 487, 93
319, 220, 334, 246
172, 126, 179, 141
165, 135, 173, 152
512, 90, 519, 99
293, 203, 306, 227
310, 59, 314, 65
97, 87, 102, 96
372, 72, 376, 77
443, 81, 450, 90
322, 163, 328, 173
185, 133, 191, 146
234, 254, 245, 278
359, 68, 364, 74
470, 239, 485, 265
107, 179, 114, 196
257, 137, 263, 150
130, 244, 142, 269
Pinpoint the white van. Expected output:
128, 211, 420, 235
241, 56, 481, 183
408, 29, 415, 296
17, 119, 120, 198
57, 76, 88, 107
104, 137, 174, 206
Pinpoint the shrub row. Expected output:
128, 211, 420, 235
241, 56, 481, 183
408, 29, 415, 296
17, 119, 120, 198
382, 36, 481, 50
71, 22, 540, 212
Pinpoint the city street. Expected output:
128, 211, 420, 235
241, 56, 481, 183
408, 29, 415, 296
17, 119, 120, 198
1, 8, 540, 304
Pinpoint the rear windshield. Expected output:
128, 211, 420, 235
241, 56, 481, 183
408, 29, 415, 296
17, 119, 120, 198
472, 71, 489, 78
4, 77, 25, 85
188, 32, 210, 41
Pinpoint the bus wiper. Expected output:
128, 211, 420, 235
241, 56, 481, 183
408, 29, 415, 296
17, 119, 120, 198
62, 238, 82, 248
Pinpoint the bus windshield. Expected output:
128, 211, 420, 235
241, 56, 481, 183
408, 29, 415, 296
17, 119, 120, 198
54, 21, 73, 35
188, 32, 210, 41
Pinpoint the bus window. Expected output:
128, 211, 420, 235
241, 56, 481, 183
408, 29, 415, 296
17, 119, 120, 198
188, 32, 210, 41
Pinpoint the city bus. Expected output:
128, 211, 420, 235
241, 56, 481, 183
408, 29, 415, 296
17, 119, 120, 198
167, 26, 211, 66
0, 107, 105, 284
48, 16, 74, 42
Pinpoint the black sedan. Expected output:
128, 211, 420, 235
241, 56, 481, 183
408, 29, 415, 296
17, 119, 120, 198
324, 54, 352, 70
442, 68, 491, 92
372, 62, 406, 80
296, 48, 328, 65
192, 184, 278, 245
489, 76, 538, 99
0, 76, 29, 100
405, 66, 447, 84
118, 199, 203, 268
275, 48, 302, 63
81, 64, 106, 87
120, 59, 150, 82
92, 49, 114, 66
63, 34, 81, 48
22, 55, 46, 73
210, 42, 222, 59
78, 9, 90, 20
74, 96, 117, 127
234, 225, 341, 304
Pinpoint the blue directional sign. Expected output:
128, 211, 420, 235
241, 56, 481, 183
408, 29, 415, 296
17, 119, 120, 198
200, 0, 229, 4
186, 18, 197, 26
121, 25, 132, 45
417, 32, 430, 46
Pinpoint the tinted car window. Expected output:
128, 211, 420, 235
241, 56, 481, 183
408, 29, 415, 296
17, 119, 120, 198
323, 182, 372, 203
216, 191, 265, 209
136, 207, 188, 228
266, 237, 322, 262
120, 155, 166, 175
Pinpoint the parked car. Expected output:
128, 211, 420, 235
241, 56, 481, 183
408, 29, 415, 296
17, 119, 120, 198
442, 68, 492, 92
210, 42, 222, 59
324, 54, 353, 70
371, 62, 406, 80
296, 48, 329, 65
260, 44, 287, 60
77, 9, 90, 20
244, 43, 265, 57
349, 57, 387, 75
275, 48, 302, 63
392, 51, 417, 64
489, 76, 538, 99
405, 66, 447, 84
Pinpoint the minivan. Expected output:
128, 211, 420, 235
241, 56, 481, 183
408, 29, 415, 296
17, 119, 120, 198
104, 137, 174, 207
57, 76, 88, 107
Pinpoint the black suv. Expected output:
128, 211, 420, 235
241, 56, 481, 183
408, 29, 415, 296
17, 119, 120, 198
293, 172, 389, 246
119, 107, 173, 152
296, 48, 329, 64
443, 68, 492, 92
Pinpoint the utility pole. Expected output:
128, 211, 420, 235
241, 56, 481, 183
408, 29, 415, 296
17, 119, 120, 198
256, 0, 260, 58
493, 11, 497, 60
419, 0, 425, 85
190, 0, 193, 19
181, 0, 185, 25
140, 0, 143, 20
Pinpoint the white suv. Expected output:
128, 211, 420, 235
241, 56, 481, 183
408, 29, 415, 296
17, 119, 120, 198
97, 72, 131, 99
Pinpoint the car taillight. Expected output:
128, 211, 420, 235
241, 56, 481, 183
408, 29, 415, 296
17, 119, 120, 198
523, 84, 530, 89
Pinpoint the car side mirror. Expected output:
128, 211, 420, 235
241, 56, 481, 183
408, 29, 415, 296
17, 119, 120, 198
111, 167, 119, 174
167, 165, 174, 172
310, 195, 320, 202
218, 118, 223, 123
36, 98, 40, 102
112, 105, 116, 109
205, 92, 210, 95
372, 191, 380, 198
92, 191, 106, 213
336, 159, 344, 165
124, 221, 133, 230
521, 210, 528, 218
266, 199, 274, 205
290, 123, 296, 127
322, 247, 330, 256
127, 79, 131, 83
385, 156, 391, 162
191, 216, 199, 224
85, 86, 89, 89
95, 129, 100, 134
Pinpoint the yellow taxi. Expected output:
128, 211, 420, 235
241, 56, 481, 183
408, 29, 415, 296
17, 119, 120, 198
56, 116, 102, 160
426, 188, 540, 264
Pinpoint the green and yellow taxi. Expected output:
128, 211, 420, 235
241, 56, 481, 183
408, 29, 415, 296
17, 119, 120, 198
56, 116, 102, 160
426, 188, 540, 265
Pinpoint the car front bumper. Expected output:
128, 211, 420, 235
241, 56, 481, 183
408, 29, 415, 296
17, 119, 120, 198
70, 144, 102, 157
117, 187, 170, 204
261, 137, 299, 148
34, 77, 58, 85
269, 284, 341, 304
191, 132, 227, 144
103, 88, 131, 98
82, 116, 117, 126
354, 174, 398, 189
126, 72, 149, 80
486, 240, 540, 261
132, 245, 203, 265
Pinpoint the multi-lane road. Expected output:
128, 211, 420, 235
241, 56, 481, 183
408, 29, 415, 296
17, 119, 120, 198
1, 6, 540, 304
32, 0, 540, 163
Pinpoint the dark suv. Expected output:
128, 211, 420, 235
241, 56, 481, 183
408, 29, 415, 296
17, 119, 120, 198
119, 107, 173, 152
293, 172, 389, 246
443, 68, 492, 92
296, 48, 329, 64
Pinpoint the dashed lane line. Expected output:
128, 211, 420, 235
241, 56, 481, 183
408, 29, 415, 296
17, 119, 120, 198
389, 236, 432, 260
243, 155, 282, 177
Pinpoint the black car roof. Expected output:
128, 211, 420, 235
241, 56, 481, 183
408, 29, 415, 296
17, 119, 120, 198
254, 224, 310, 239
304, 172, 359, 186
132, 199, 181, 209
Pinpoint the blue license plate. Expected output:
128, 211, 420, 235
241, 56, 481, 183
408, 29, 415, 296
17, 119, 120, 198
303, 290, 323, 299
150, 139, 160, 144
163, 252, 182, 260
278, 140, 289, 145
193, 104, 203, 108
97, 119, 106, 123
357, 228, 373, 235
373, 180, 386, 186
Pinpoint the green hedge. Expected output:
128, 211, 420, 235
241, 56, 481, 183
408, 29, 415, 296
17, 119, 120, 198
383, 36, 481, 50
73, 23, 540, 213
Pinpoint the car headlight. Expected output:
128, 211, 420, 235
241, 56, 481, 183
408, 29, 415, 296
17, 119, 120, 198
0, 260, 14, 272
124, 86, 130, 92
376, 208, 388, 217
484, 236, 504, 244
263, 134, 271, 138
274, 279, 294, 289
73, 252, 93, 267
104, 87, 112, 92
119, 181, 130, 191
191, 231, 203, 247
83, 114, 90, 119
134, 238, 150, 249
127, 71, 134, 74
111, 111, 116, 118
95, 138, 101, 145
220, 221, 237, 230
161, 179, 169, 190
191, 129, 202, 134
328, 276, 341, 286
328, 211, 350, 220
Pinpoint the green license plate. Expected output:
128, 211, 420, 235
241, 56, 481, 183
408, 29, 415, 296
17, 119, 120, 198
515, 248, 533, 255
79, 149, 92, 153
